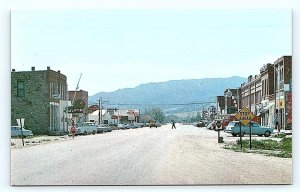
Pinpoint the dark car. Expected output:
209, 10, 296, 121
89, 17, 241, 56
149, 122, 158, 128
196, 121, 205, 127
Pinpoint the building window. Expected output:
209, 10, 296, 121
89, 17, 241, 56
17, 81, 25, 97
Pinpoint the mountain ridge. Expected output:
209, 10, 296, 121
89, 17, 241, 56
89, 76, 247, 114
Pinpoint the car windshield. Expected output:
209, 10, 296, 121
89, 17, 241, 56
11, 126, 26, 130
228, 122, 238, 126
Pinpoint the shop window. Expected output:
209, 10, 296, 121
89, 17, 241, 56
17, 81, 25, 97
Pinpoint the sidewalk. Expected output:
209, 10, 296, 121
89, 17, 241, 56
11, 135, 71, 149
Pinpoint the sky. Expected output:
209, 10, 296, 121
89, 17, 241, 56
11, 9, 292, 95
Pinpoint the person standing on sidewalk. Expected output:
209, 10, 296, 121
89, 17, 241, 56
70, 120, 76, 139
71, 126, 76, 138
172, 120, 176, 129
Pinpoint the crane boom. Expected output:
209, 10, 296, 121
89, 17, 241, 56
72, 73, 82, 105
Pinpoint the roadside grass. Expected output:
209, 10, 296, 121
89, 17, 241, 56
224, 136, 292, 158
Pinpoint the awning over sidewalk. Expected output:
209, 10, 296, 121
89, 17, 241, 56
260, 103, 275, 113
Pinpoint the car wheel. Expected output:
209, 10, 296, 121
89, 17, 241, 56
239, 132, 244, 137
84, 131, 87, 135
92, 130, 96, 135
264, 131, 271, 137
232, 133, 237, 137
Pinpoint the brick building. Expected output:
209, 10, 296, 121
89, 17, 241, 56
241, 74, 262, 115
274, 56, 292, 132
223, 88, 241, 114
11, 66, 69, 135
259, 63, 275, 127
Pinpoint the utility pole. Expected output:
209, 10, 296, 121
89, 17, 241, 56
98, 97, 109, 125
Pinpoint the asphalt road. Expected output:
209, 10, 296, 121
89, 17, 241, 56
11, 124, 292, 185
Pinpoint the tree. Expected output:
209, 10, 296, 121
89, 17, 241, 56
143, 107, 165, 123
196, 112, 202, 121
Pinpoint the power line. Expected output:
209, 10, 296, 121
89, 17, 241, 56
90, 101, 216, 107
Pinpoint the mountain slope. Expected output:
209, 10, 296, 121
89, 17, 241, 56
89, 76, 246, 114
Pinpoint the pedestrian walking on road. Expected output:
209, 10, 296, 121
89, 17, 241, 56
172, 121, 176, 129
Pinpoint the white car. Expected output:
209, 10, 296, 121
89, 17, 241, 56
73, 122, 97, 135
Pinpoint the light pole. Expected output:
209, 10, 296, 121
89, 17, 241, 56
236, 87, 240, 111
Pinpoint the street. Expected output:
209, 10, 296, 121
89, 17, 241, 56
11, 124, 292, 185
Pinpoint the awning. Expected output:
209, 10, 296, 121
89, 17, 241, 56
260, 103, 275, 113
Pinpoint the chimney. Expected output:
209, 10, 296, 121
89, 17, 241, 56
47, 66, 50, 70
58, 70, 60, 73
12, 69, 15, 72
31, 66, 35, 71
248, 75, 252, 82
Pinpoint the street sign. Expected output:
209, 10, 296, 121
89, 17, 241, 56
235, 107, 255, 125
16, 118, 25, 128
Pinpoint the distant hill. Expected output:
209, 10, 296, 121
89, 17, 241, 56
89, 76, 246, 114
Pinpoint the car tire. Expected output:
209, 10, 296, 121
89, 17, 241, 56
264, 131, 271, 137
92, 130, 96, 135
84, 131, 87, 135
232, 133, 237, 137
239, 132, 244, 137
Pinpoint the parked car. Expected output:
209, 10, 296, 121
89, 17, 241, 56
224, 121, 273, 137
206, 121, 216, 130
149, 122, 158, 128
109, 124, 118, 130
11, 126, 33, 137
125, 123, 139, 129
97, 124, 112, 133
195, 121, 205, 127
75, 122, 97, 135
117, 124, 126, 130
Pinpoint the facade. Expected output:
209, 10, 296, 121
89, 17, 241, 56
88, 109, 140, 124
216, 96, 225, 115
259, 63, 275, 128
68, 90, 89, 123
240, 75, 262, 115
11, 66, 69, 135
274, 56, 292, 132
223, 88, 241, 114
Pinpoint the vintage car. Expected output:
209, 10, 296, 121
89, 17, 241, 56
11, 126, 33, 137
73, 122, 97, 135
224, 121, 273, 137
97, 124, 112, 133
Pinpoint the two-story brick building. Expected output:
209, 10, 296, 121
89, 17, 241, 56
259, 63, 275, 127
274, 56, 292, 132
11, 66, 70, 135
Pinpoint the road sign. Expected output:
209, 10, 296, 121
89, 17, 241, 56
16, 118, 25, 128
235, 107, 255, 125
